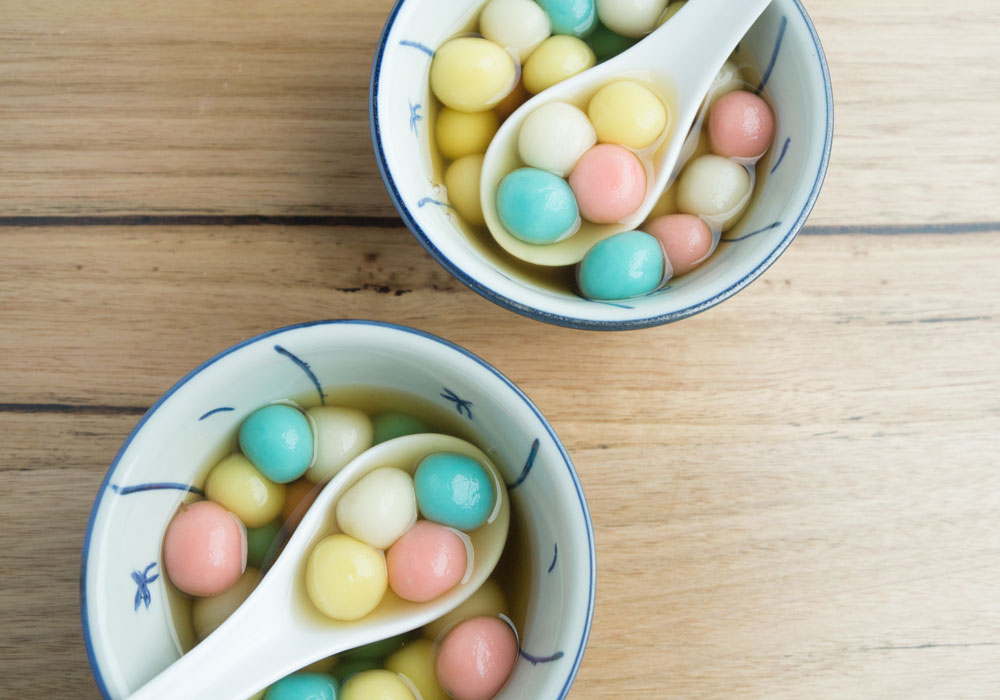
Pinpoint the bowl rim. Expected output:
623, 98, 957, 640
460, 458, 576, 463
80, 319, 596, 700
370, 0, 834, 331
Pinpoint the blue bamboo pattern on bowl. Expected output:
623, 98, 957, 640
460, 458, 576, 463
418, 196, 453, 210
112, 482, 205, 497
198, 406, 235, 421
399, 39, 434, 57
274, 344, 326, 406
520, 648, 566, 665
769, 136, 791, 174
409, 101, 423, 135
507, 438, 540, 490
131, 563, 159, 612
440, 387, 473, 419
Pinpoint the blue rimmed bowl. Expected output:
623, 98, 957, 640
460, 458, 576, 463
371, 0, 833, 330
81, 321, 595, 699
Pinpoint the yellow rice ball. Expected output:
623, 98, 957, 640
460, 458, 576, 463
430, 38, 516, 112
444, 154, 486, 227
306, 534, 387, 621
421, 578, 508, 641
435, 108, 499, 161
385, 640, 449, 700
341, 670, 415, 700
205, 454, 285, 528
522, 35, 595, 94
588, 80, 668, 150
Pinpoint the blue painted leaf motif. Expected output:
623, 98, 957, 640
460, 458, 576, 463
440, 387, 473, 419
769, 137, 791, 174
274, 344, 326, 405
723, 221, 782, 243
131, 563, 159, 612
507, 438, 540, 490
519, 649, 565, 665
547, 542, 558, 573
755, 15, 787, 95
399, 40, 434, 57
112, 482, 205, 497
198, 406, 235, 421
417, 197, 453, 210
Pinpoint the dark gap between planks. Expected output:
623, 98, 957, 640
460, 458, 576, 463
0, 216, 997, 236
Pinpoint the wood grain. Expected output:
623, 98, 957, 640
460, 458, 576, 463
2, 0, 1000, 697
1, 0, 998, 223
1, 226, 998, 697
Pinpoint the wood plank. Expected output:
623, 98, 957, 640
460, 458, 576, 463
0, 413, 137, 695
1, 226, 998, 408
3, 329, 999, 697
1, 0, 998, 224
2, 226, 998, 697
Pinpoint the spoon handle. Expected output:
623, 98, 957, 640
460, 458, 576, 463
633, 0, 773, 93
126, 572, 299, 700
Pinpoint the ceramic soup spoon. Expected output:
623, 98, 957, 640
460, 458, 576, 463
127, 433, 510, 700
480, 0, 773, 266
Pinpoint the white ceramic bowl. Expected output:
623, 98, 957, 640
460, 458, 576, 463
81, 321, 595, 699
371, 0, 833, 329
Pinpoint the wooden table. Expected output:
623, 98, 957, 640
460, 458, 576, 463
2, 1, 998, 697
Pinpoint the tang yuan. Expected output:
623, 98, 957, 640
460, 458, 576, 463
336, 467, 417, 550
414, 453, 496, 531
496, 168, 580, 245
645, 213, 715, 276
306, 406, 373, 483
385, 640, 450, 700
479, 0, 551, 61
204, 454, 285, 529
708, 90, 775, 160
435, 109, 500, 161
435, 617, 518, 700
430, 38, 516, 112
386, 521, 468, 603
535, 0, 597, 37
445, 155, 487, 228
163, 500, 247, 598
568, 143, 647, 224
577, 230, 664, 300
306, 534, 388, 621
264, 673, 339, 700
588, 80, 668, 150
596, 0, 668, 38
517, 102, 596, 177
341, 670, 416, 700
239, 404, 313, 484
522, 35, 595, 94
676, 154, 752, 230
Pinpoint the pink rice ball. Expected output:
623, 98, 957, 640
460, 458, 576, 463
645, 214, 714, 276
568, 143, 647, 224
163, 500, 247, 597
435, 617, 518, 700
708, 90, 775, 160
386, 521, 467, 603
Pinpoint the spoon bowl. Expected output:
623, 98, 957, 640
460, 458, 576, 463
481, 0, 773, 267
127, 433, 510, 700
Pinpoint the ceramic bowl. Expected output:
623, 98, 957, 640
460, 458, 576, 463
371, 0, 833, 330
81, 321, 595, 699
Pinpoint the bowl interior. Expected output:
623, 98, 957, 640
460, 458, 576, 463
82, 321, 594, 699
372, 0, 832, 328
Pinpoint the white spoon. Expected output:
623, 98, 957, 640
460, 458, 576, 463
128, 434, 511, 700
480, 0, 773, 267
